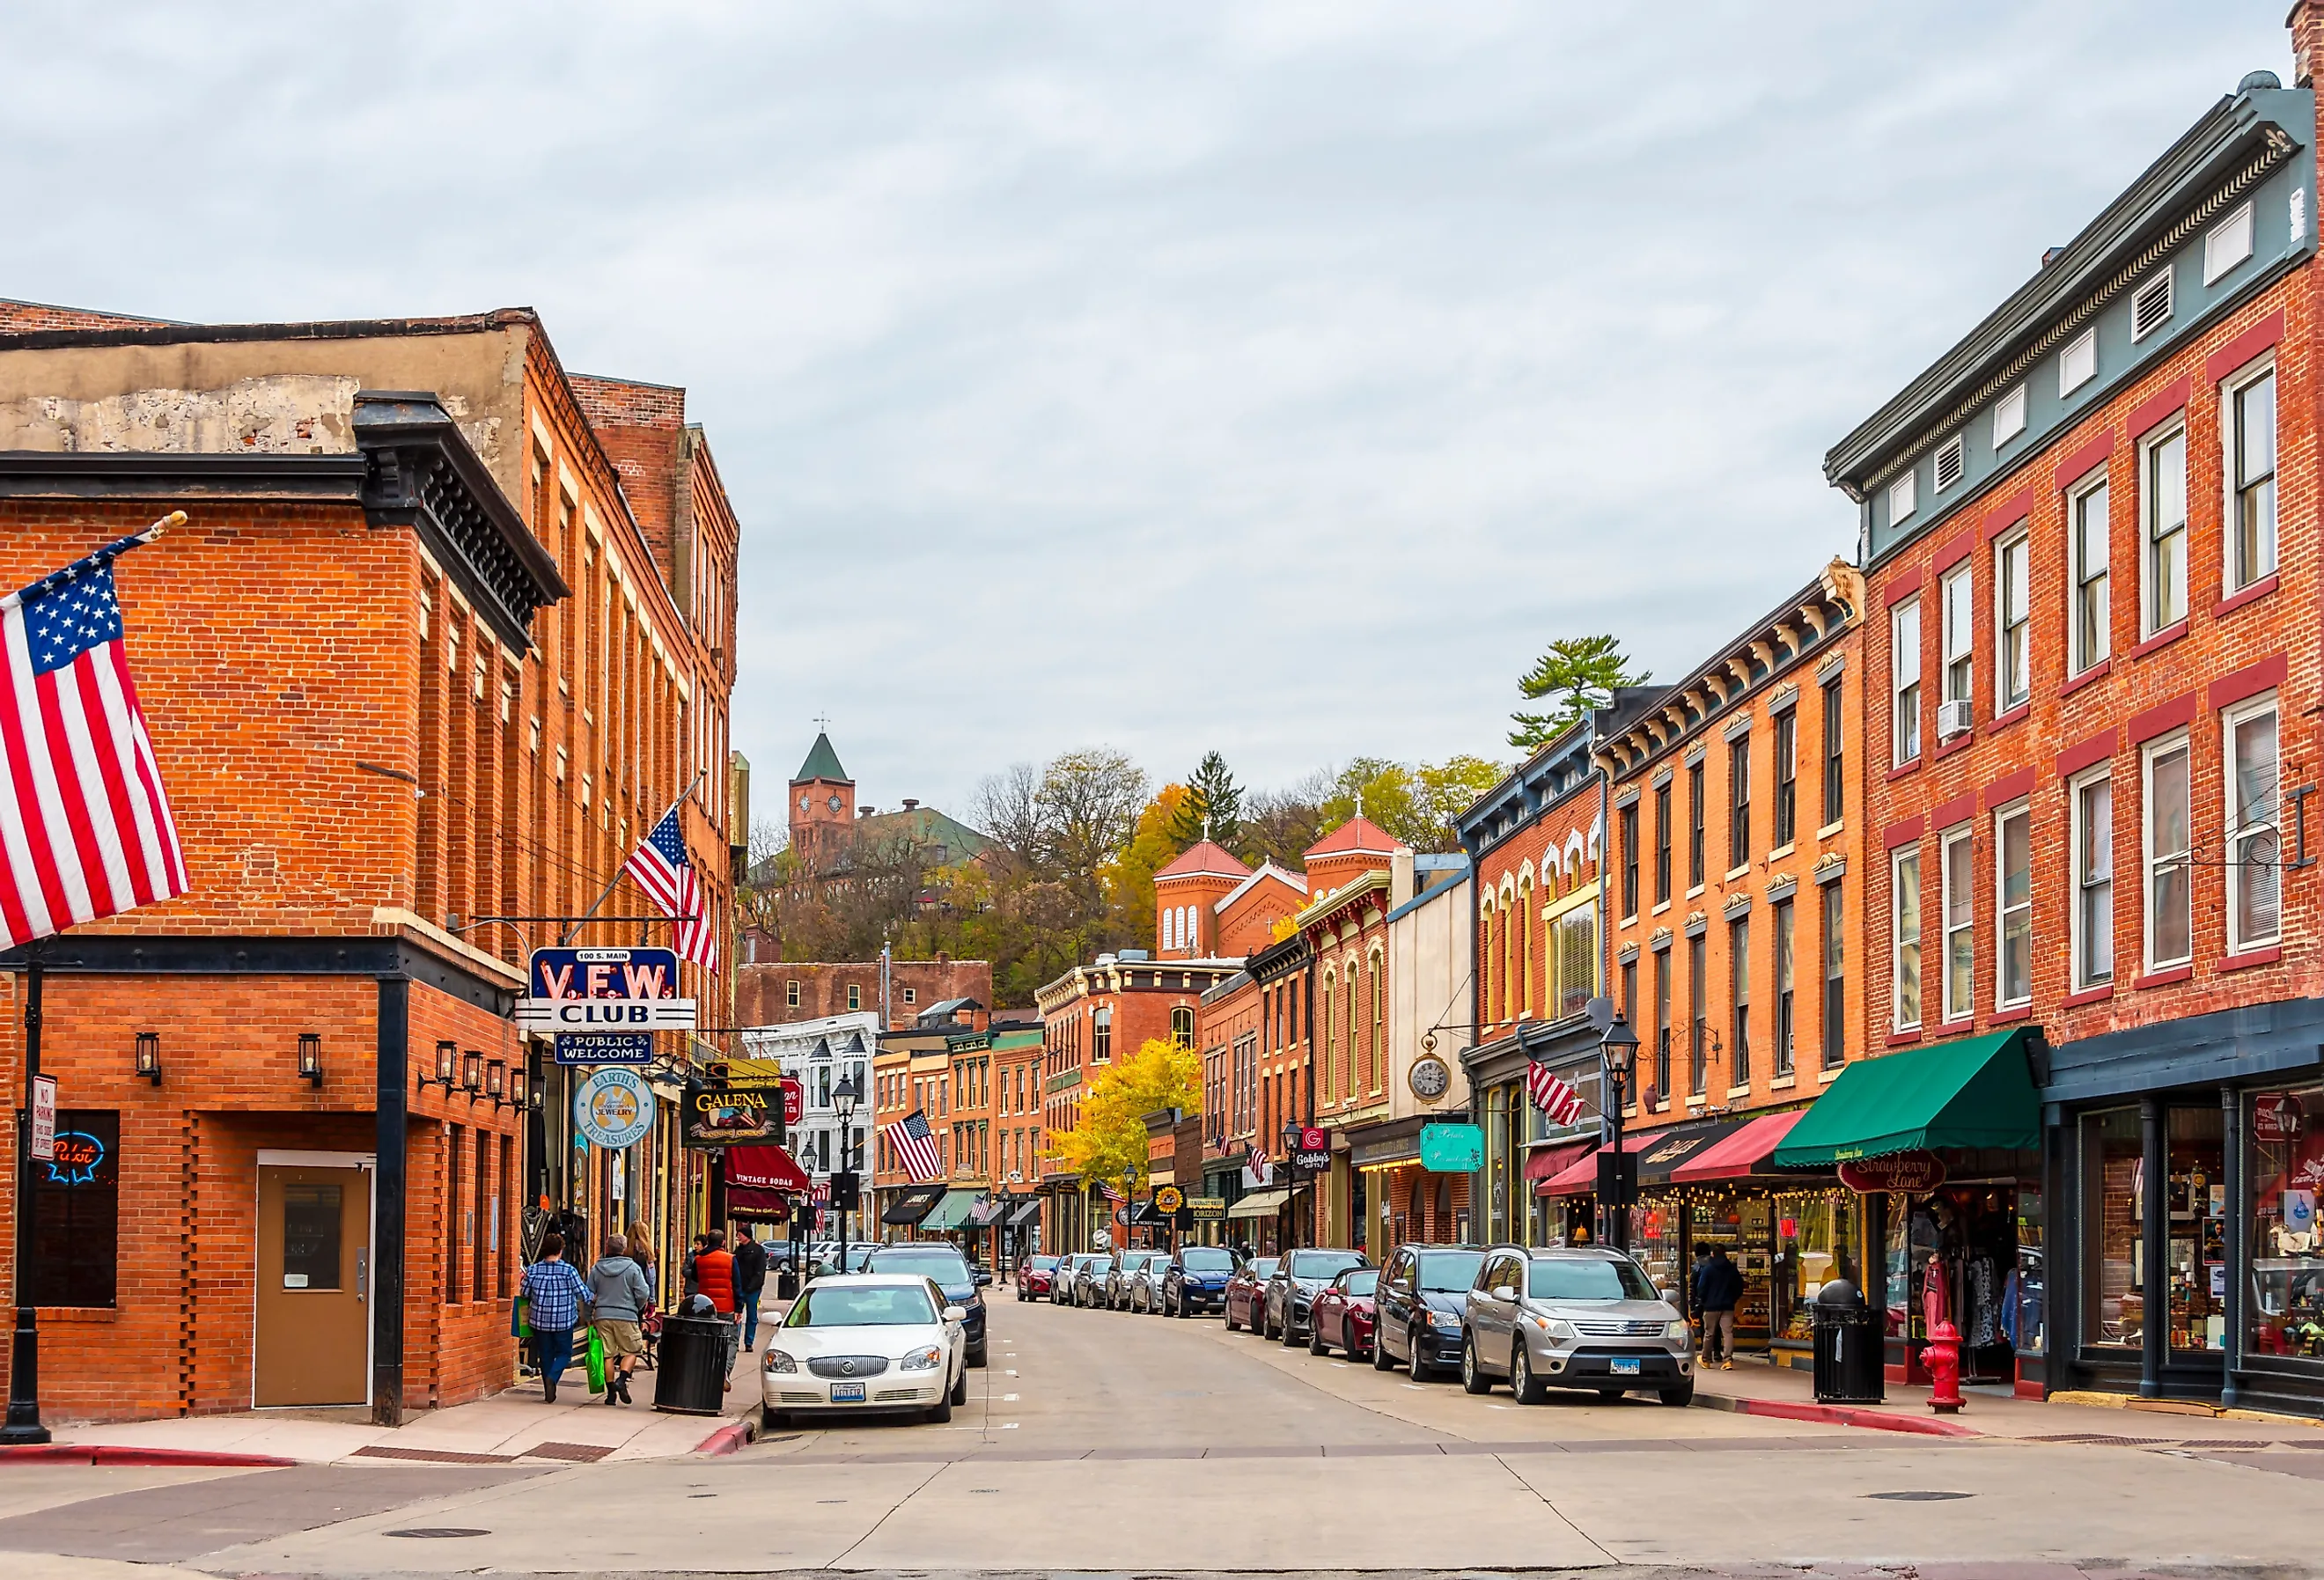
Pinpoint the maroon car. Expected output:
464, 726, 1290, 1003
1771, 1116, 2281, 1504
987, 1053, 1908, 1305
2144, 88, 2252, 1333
1015, 1254, 1061, 1300
1221, 1255, 1278, 1332
1307, 1267, 1380, 1359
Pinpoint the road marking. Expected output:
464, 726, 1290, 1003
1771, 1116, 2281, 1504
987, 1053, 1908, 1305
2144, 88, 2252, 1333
1003, 1393, 1019, 1401
1001, 1422, 1019, 1429
1402, 1384, 1425, 1391
1005, 1370, 1019, 1376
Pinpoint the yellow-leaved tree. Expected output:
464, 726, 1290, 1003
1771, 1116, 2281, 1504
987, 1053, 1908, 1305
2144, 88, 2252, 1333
1046, 1037, 1201, 1192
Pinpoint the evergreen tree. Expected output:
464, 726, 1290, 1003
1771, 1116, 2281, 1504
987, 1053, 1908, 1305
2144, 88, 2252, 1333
1509, 635, 1650, 750
1167, 750, 1243, 849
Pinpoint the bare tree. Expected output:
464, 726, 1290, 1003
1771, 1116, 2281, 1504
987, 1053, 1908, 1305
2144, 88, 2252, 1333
971, 761, 1044, 877
1035, 747, 1149, 881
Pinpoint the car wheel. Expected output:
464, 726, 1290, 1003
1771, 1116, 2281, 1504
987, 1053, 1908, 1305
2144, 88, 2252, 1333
1460, 1332, 1492, 1394
1372, 1327, 1395, 1370
1309, 1319, 1329, 1356
1511, 1343, 1548, 1405
1409, 1329, 1430, 1380
1223, 1299, 1239, 1333
967, 1342, 987, 1370
1659, 1380, 1695, 1407
950, 1367, 969, 1406
760, 1406, 786, 1434
1281, 1312, 1303, 1348
928, 1392, 952, 1424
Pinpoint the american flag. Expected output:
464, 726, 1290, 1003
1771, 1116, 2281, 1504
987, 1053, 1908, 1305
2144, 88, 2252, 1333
623, 804, 717, 966
1099, 1180, 1126, 1204
1525, 1061, 1587, 1126
886, 1109, 943, 1183
0, 523, 188, 949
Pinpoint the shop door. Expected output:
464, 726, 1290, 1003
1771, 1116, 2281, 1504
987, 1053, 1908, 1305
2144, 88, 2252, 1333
254, 1162, 371, 1407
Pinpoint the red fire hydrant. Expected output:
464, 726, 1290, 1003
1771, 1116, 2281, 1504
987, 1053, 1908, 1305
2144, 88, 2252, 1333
1924, 1319, 1964, 1414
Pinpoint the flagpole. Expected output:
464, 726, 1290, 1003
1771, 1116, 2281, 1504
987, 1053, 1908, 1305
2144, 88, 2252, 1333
3, 939, 48, 1445
557, 769, 709, 948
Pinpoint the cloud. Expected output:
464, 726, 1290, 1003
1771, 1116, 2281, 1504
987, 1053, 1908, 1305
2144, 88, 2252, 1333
0, 0, 2286, 817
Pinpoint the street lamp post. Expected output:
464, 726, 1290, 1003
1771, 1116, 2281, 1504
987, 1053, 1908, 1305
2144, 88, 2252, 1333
1598, 1013, 1640, 1253
832, 1071, 861, 1274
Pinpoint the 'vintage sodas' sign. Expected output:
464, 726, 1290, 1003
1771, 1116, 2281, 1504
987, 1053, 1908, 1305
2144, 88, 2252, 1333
517, 946, 697, 1031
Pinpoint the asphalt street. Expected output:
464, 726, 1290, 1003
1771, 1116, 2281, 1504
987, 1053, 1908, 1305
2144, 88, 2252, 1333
4, 1294, 2323, 1577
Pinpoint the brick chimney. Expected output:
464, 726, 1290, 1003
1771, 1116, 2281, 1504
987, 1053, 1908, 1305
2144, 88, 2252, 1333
2292, 0, 2324, 89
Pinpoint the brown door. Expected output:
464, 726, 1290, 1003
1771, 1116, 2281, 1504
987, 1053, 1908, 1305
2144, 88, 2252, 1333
254, 1163, 371, 1407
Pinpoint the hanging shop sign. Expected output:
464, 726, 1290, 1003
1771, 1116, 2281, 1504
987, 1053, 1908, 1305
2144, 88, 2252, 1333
1189, 1195, 1227, 1220
554, 1031, 652, 1067
1419, 1122, 1484, 1173
2255, 1091, 2306, 1143
1408, 1055, 1452, 1101
518, 946, 695, 1031
708, 1061, 805, 1123
685, 1084, 782, 1149
1153, 1185, 1185, 1216
1838, 1152, 1948, 1194
573, 1068, 654, 1150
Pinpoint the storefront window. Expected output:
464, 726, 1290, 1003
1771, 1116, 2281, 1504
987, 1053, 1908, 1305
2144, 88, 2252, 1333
2083, 1108, 2144, 1349
1487, 1084, 1511, 1245
1629, 1200, 1682, 1302
2016, 1186, 2045, 1356
2165, 1106, 2224, 1352
2247, 1085, 2324, 1361
1774, 1191, 1864, 1343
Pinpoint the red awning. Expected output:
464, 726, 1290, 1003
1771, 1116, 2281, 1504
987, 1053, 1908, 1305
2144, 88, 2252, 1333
1670, 1110, 1807, 1182
725, 1144, 812, 1194
1524, 1140, 1595, 1183
1538, 1129, 1654, 1196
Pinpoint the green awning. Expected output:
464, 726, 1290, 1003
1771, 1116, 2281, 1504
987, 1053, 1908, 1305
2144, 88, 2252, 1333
919, 1189, 981, 1231
1773, 1028, 2041, 1167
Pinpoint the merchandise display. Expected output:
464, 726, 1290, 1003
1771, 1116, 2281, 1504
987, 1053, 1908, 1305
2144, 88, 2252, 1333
2249, 1085, 2324, 1359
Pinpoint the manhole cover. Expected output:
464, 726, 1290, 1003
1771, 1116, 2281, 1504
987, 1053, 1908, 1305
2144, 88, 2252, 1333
386, 1528, 491, 1539
1865, 1491, 1972, 1502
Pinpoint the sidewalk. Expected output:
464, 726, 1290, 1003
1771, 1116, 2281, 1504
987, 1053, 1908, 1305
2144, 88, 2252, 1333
1694, 1351, 2324, 1444
10, 1349, 761, 1468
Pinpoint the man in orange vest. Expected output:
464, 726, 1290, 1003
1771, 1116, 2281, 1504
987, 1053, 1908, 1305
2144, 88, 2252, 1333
694, 1229, 739, 1390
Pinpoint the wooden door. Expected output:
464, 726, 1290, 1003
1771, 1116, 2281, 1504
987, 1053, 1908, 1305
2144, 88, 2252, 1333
254, 1163, 371, 1407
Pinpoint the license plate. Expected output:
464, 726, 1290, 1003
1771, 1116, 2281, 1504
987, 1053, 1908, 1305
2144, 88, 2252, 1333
1610, 1357, 1641, 1376
830, 1382, 867, 1403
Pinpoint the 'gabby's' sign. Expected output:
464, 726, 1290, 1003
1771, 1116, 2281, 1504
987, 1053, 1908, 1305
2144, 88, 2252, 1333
518, 947, 697, 1031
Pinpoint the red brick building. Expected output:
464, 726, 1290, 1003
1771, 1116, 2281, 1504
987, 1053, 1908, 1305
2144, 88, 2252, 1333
0, 305, 740, 1425
1152, 839, 1306, 962
1821, 36, 2324, 1410
734, 956, 992, 1029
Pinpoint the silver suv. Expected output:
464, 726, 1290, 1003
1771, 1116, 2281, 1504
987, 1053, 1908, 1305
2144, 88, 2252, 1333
1460, 1245, 1694, 1407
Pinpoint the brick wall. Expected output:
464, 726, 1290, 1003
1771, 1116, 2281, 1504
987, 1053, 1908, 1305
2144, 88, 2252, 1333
0, 298, 170, 333
734, 959, 993, 1028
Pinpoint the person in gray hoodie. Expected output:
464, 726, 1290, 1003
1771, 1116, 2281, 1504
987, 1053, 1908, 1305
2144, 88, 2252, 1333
587, 1233, 654, 1405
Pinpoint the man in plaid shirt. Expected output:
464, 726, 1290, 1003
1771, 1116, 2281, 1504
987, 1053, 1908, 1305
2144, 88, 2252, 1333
521, 1233, 591, 1404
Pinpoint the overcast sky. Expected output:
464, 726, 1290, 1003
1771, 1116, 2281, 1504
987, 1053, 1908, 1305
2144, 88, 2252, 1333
0, 2, 2291, 821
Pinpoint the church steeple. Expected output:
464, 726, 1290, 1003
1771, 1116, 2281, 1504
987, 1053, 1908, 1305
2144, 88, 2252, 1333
792, 731, 850, 786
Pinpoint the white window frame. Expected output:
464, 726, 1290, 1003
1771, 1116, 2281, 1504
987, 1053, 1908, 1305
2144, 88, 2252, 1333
2225, 693, 2283, 954
2142, 732, 2194, 974
2060, 326, 2097, 396
2070, 767, 2114, 991
1891, 846, 1923, 1033
1994, 527, 2031, 715
2205, 200, 2254, 284
1891, 596, 1923, 767
1939, 562, 1973, 708
2141, 420, 2188, 637
1939, 825, 1974, 1025
2223, 356, 2278, 593
1889, 470, 1917, 525
1994, 802, 2033, 1009
2068, 472, 2111, 675
1992, 384, 2027, 448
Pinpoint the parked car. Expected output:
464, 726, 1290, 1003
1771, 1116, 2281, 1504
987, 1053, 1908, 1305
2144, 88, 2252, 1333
759, 1273, 967, 1429
1016, 1254, 1062, 1301
1373, 1245, 1487, 1378
1222, 1256, 1278, 1331
1126, 1252, 1176, 1313
1263, 1247, 1368, 1344
1071, 1253, 1112, 1308
1307, 1267, 1380, 1359
1159, 1245, 1240, 1317
1055, 1253, 1101, 1306
1106, 1249, 1168, 1311
859, 1243, 990, 1367
1459, 1245, 1694, 1407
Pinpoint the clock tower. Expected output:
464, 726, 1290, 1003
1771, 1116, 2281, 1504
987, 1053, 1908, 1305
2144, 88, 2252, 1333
788, 731, 856, 871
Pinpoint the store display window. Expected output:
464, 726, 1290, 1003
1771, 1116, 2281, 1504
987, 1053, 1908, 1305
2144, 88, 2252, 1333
1486, 1084, 1511, 1245
2082, 1108, 2143, 1349
2164, 1106, 2224, 1353
2016, 1186, 2045, 1357
1774, 1192, 1864, 1342
1629, 1200, 1683, 1302
2248, 1084, 2324, 1362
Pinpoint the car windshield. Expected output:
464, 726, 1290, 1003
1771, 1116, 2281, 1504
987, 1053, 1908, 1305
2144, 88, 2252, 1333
1289, 1250, 1365, 1279
1247, 1258, 1279, 1279
1181, 1248, 1236, 1272
1417, 1251, 1486, 1292
1337, 1269, 1380, 1297
1028, 1257, 1060, 1271
1528, 1257, 1658, 1302
786, 1283, 938, 1326
866, 1250, 971, 1284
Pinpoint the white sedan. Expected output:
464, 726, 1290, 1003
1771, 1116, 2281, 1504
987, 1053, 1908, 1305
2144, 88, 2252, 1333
760, 1273, 969, 1429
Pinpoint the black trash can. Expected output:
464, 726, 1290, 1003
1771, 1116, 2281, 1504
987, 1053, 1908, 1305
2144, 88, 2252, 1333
1810, 1278, 1883, 1403
653, 1313, 730, 1415
776, 1264, 801, 1301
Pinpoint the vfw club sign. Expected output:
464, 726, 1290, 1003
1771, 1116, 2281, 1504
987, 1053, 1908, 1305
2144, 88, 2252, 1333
518, 946, 697, 1030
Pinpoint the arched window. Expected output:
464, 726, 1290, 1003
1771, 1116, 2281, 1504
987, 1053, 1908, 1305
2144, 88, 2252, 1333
1369, 951, 1386, 1093
1517, 872, 1534, 1020
1343, 957, 1358, 1102
1479, 896, 1498, 1024
1171, 1005, 1195, 1049
1320, 969, 1338, 1102
1502, 885, 1519, 1025
1186, 906, 1199, 953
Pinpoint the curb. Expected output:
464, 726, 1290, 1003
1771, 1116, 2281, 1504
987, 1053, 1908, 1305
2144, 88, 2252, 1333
0, 1444, 299, 1468
1694, 1391, 1982, 1437
693, 1417, 756, 1457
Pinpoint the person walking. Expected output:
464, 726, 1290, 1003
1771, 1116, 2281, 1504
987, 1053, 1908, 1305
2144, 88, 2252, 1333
732, 1226, 769, 1354
520, 1233, 590, 1405
682, 1233, 709, 1301
1698, 1245, 1745, 1370
626, 1221, 659, 1303
693, 1228, 739, 1390
586, 1233, 654, 1406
